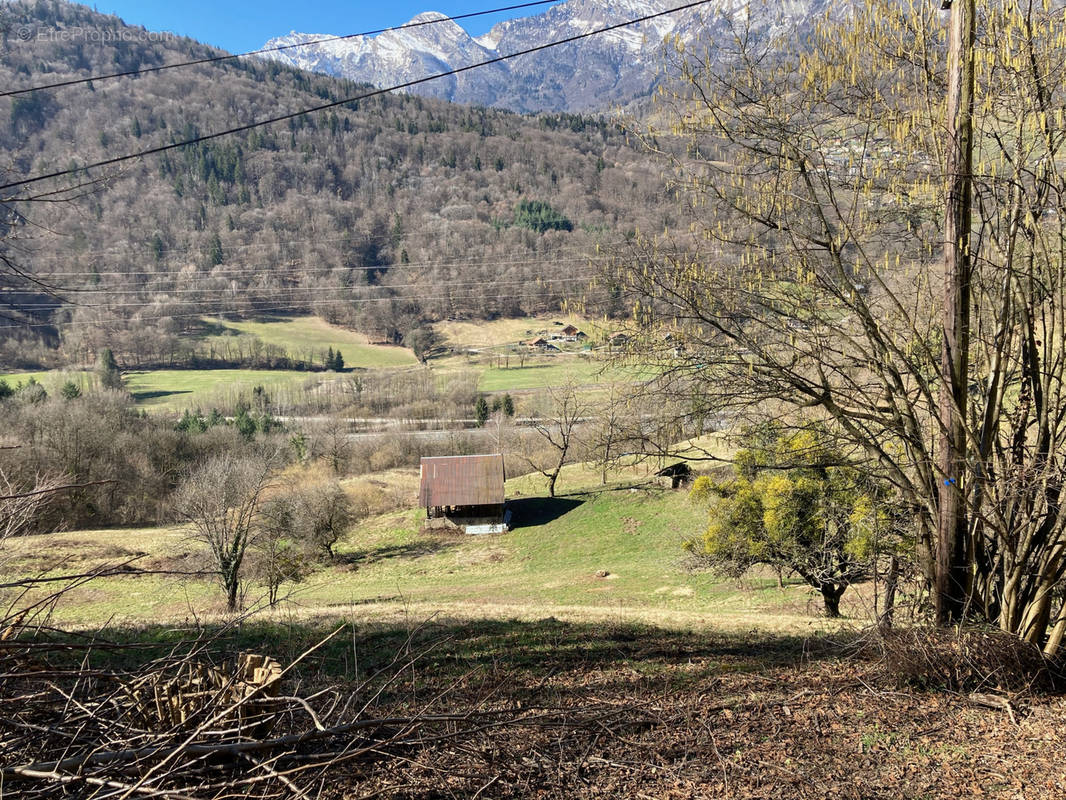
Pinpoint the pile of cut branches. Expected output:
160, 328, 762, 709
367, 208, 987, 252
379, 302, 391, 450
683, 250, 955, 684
1, 613, 637, 799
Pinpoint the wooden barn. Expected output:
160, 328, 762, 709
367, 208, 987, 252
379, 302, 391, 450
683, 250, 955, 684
655, 462, 693, 489
419, 454, 510, 534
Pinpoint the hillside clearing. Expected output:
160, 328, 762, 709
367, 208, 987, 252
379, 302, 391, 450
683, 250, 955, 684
434, 315, 609, 350
0, 458, 864, 631
201, 315, 416, 367
123, 368, 324, 409
1, 315, 632, 411
0, 368, 333, 411
477, 358, 623, 391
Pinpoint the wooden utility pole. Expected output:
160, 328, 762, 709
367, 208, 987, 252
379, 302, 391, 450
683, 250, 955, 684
936, 0, 976, 625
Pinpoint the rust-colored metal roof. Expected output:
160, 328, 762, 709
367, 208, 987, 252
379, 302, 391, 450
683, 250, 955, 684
419, 454, 505, 508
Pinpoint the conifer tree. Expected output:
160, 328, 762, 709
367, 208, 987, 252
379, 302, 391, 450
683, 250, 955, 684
474, 395, 490, 427
96, 348, 122, 390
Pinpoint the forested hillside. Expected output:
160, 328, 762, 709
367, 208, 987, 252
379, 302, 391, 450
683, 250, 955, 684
0, 0, 679, 369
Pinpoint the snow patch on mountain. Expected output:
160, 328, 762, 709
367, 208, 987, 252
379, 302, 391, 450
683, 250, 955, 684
259, 0, 831, 112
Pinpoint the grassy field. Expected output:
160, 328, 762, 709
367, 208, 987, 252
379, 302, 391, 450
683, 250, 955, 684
122, 356, 631, 410
2, 357, 632, 411
1, 316, 417, 410
202, 315, 416, 368
5, 461, 1057, 800
1, 315, 644, 417
0, 369, 93, 393
0, 368, 332, 412
122, 368, 323, 410
434, 315, 610, 351
0, 460, 851, 632
477, 358, 621, 391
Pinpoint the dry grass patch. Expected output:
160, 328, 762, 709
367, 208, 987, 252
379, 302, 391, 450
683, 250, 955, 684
435, 315, 608, 351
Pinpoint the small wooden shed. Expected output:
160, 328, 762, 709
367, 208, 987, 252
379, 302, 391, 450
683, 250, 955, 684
419, 454, 508, 533
656, 462, 693, 489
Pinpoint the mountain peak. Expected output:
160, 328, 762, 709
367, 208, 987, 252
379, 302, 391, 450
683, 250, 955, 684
259, 0, 831, 112
409, 11, 450, 23
389, 10, 474, 48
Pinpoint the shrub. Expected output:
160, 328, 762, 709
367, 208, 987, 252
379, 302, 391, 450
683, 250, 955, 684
879, 626, 1060, 693
296, 482, 354, 560
261, 481, 355, 562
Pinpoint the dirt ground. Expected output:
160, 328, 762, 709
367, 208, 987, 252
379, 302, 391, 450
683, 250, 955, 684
309, 623, 1065, 799
5, 619, 1062, 799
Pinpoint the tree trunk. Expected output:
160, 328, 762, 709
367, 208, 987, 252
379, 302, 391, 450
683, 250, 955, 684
1044, 600, 1066, 658
936, 0, 976, 626
879, 556, 900, 630
226, 574, 240, 611
820, 583, 845, 618
547, 471, 558, 498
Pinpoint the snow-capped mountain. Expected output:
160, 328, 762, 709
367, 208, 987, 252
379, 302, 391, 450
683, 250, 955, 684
260, 0, 829, 113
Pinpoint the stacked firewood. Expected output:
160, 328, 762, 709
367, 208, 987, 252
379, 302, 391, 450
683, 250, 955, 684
121, 652, 283, 736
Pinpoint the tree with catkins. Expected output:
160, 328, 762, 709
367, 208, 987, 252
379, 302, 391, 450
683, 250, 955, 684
613, 0, 1066, 653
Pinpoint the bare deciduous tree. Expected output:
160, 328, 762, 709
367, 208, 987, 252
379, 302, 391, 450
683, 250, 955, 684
297, 481, 354, 561
612, 0, 1066, 653
0, 469, 64, 544
175, 453, 273, 611
309, 417, 352, 476
524, 381, 588, 498
586, 383, 641, 485
254, 493, 306, 606
485, 409, 514, 459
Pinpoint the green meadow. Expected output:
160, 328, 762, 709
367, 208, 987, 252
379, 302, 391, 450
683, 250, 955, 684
0, 462, 845, 633
1, 315, 636, 411
123, 368, 321, 409
201, 315, 416, 368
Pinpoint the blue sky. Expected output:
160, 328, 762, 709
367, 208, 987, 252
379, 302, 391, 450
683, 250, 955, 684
92, 0, 559, 53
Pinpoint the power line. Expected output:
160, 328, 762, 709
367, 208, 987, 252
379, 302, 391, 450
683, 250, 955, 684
0, 0, 712, 197
0, 280, 604, 330
0, 0, 561, 98
2, 251, 601, 284
0, 275, 601, 305
27, 260, 601, 288
2, 272, 596, 306
11, 233, 608, 268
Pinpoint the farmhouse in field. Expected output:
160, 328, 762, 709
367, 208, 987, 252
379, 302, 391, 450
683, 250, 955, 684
547, 324, 587, 342
419, 454, 510, 534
